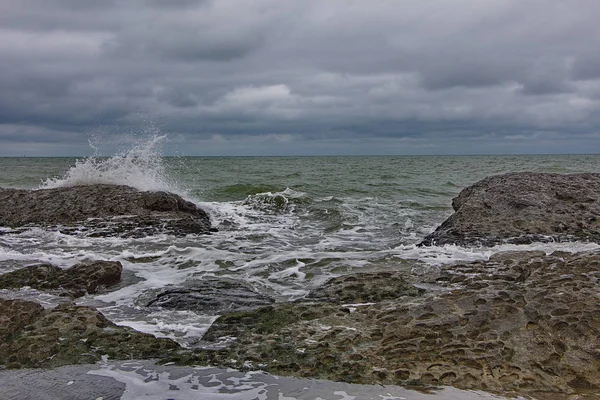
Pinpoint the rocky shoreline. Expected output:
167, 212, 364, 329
0, 184, 214, 237
1, 175, 599, 399
420, 172, 600, 246
192, 249, 600, 398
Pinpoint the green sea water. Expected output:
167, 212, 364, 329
1, 154, 599, 198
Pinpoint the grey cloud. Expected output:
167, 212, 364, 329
1, 0, 600, 156
157, 88, 199, 108
103, 28, 264, 62
143, 0, 210, 9
418, 57, 520, 90
573, 54, 600, 81
520, 80, 573, 96
518, 59, 574, 95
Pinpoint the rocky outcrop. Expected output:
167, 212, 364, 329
0, 299, 181, 369
420, 172, 600, 246
0, 184, 213, 237
0, 261, 122, 298
137, 277, 275, 315
193, 251, 600, 398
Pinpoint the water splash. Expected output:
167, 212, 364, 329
40, 135, 181, 193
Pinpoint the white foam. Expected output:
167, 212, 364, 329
114, 311, 217, 347
87, 361, 520, 400
268, 260, 307, 282
40, 135, 182, 194
393, 241, 600, 267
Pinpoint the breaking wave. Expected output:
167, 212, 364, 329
243, 188, 312, 213
40, 135, 181, 194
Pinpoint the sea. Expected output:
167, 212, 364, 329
0, 136, 598, 399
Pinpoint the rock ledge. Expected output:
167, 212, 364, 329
0, 184, 213, 237
420, 172, 600, 246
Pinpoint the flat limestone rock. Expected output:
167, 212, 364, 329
138, 277, 275, 315
198, 250, 600, 398
0, 299, 181, 369
420, 172, 600, 246
0, 184, 213, 237
0, 261, 122, 298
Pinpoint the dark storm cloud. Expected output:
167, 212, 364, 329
573, 54, 600, 81
144, 0, 210, 9
1, 0, 600, 155
102, 25, 264, 62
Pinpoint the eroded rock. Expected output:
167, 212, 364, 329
0, 299, 44, 342
420, 172, 600, 246
0, 299, 181, 369
0, 184, 213, 237
198, 250, 600, 398
306, 271, 424, 303
0, 261, 122, 298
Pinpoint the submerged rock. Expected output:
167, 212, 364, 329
0, 299, 181, 369
0, 184, 213, 237
420, 172, 600, 246
0, 261, 122, 298
197, 250, 600, 398
138, 277, 275, 315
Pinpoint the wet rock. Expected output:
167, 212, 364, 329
0, 184, 213, 237
138, 277, 275, 315
0, 299, 181, 369
306, 271, 424, 303
0, 261, 122, 298
202, 302, 339, 343
200, 250, 600, 398
420, 172, 600, 246
0, 298, 45, 342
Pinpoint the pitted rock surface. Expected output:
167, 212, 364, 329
305, 271, 425, 303
420, 172, 600, 246
0, 184, 213, 237
0, 299, 44, 342
0, 299, 181, 369
199, 250, 600, 398
0, 261, 122, 298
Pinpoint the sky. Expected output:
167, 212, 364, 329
1, 0, 600, 156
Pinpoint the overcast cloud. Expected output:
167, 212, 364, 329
1, 0, 600, 156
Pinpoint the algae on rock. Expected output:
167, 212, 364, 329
0, 299, 181, 369
198, 252, 600, 397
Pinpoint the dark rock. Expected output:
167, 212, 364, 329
0, 184, 213, 237
420, 172, 600, 246
0, 261, 122, 298
199, 250, 600, 397
138, 277, 274, 315
0, 299, 181, 369
306, 271, 424, 303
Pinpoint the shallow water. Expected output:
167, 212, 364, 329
0, 360, 521, 400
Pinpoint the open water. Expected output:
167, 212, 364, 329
0, 136, 598, 399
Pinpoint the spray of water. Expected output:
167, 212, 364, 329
40, 135, 181, 193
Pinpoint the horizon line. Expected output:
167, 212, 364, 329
0, 153, 599, 158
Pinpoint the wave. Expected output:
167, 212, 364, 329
39, 135, 182, 194
213, 184, 286, 201
242, 188, 312, 213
